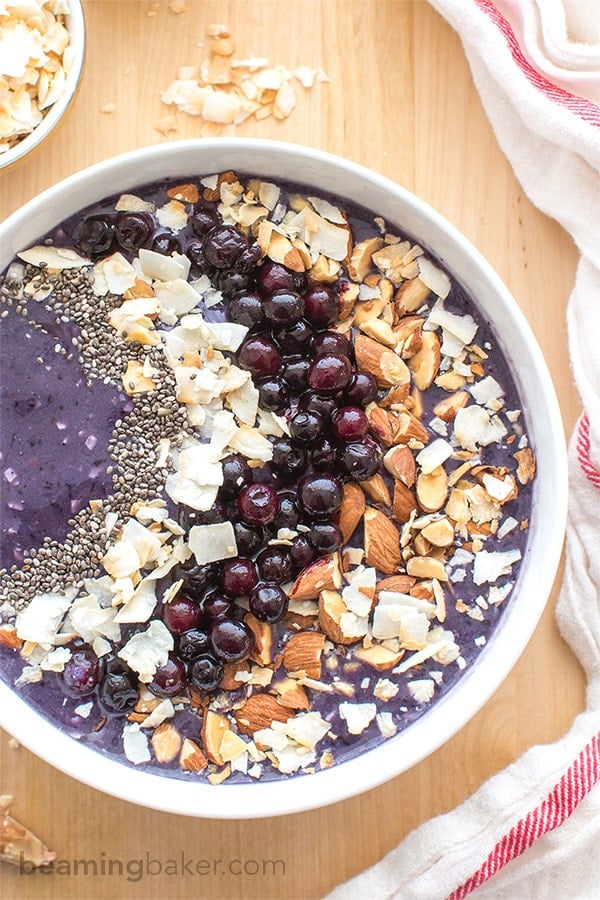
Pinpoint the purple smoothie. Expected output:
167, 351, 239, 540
0, 172, 535, 782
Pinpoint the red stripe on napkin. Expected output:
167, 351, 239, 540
448, 731, 600, 899
577, 413, 600, 489
475, 0, 600, 126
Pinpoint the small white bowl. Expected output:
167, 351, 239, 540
0, 0, 85, 171
0, 139, 567, 818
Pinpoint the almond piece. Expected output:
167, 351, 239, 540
384, 446, 416, 487
364, 507, 401, 573
309, 254, 340, 283
374, 574, 416, 598
365, 402, 400, 447
283, 631, 325, 680
401, 328, 424, 359
201, 710, 230, 765
289, 553, 343, 601
392, 314, 423, 346
0, 627, 22, 649
245, 613, 274, 667
151, 723, 182, 764
348, 236, 384, 282
394, 276, 431, 313
354, 334, 411, 388
378, 383, 411, 407
220, 661, 251, 691
273, 679, 310, 710
406, 555, 449, 582
338, 282, 359, 320
392, 479, 418, 523
318, 590, 364, 645
359, 318, 399, 349
393, 408, 430, 444
235, 694, 292, 737
361, 473, 392, 506
409, 331, 441, 390
179, 737, 208, 771
354, 644, 404, 670
514, 448, 536, 485
336, 481, 366, 543
353, 296, 388, 326
433, 390, 469, 422
416, 466, 449, 512
166, 183, 200, 203
420, 517, 455, 547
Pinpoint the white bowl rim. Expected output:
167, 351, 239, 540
0, 0, 86, 171
0, 138, 568, 818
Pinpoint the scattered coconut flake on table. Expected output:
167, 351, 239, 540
157, 23, 328, 133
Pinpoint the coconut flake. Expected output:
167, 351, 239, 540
473, 549, 521, 585
118, 620, 173, 683
339, 702, 376, 735
188, 521, 238, 565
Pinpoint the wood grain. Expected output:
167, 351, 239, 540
0, 2, 584, 898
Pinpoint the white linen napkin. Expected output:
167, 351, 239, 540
327, 1, 600, 896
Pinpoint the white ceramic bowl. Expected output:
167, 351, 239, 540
0, 0, 85, 171
0, 139, 567, 818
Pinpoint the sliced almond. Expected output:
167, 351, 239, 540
514, 448, 536, 485
395, 277, 431, 313
289, 553, 342, 601
354, 644, 404, 670
273, 679, 310, 710
409, 331, 441, 390
364, 507, 401, 574
420, 517, 455, 547
151, 723, 182, 764
309, 254, 341, 283
361, 473, 392, 506
283, 631, 325, 680
393, 408, 430, 444
179, 737, 208, 771
0, 627, 22, 649
318, 590, 364, 645
354, 334, 411, 388
433, 391, 469, 422
384, 446, 416, 486
235, 693, 292, 736
365, 402, 400, 447
336, 481, 366, 543
348, 236, 384, 282
266, 230, 305, 272
406, 555, 449, 582
201, 710, 230, 765
338, 282, 360, 320
416, 466, 449, 512
392, 478, 418, 523
245, 613, 274, 667
359, 318, 399, 349
353, 296, 388, 326
374, 574, 416, 598
379, 383, 411, 407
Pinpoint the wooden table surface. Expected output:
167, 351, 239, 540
0, 2, 586, 898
